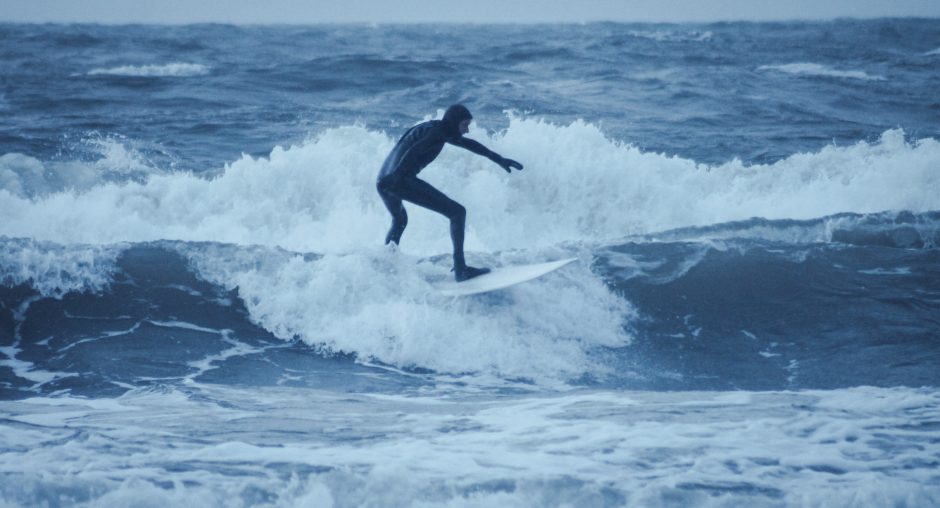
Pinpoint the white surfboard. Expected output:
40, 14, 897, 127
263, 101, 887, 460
435, 258, 578, 297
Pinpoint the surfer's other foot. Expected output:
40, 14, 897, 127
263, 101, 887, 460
454, 265, 490, 282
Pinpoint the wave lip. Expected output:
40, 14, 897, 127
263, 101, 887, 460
0, 136, 160, 198
758, 63, 885, 81
87, 62, 209, 77
0, 237, 121, 297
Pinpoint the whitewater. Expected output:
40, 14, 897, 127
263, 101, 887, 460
2, 19, 940, 507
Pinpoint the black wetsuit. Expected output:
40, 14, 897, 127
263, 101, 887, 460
376, 105, 522, 280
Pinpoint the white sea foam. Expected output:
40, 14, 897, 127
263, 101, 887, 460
859, 266, 912, 276
0, 120, 937, 255
87, 62, 209, 77
0, 136, 158, 198
1, 385, 937, 507
758, 62, 885, 81
0, 238, 121, 297
177, 243, 632, 383
925, 47, 940, 56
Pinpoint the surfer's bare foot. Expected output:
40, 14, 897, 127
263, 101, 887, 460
455, 265, 490, 282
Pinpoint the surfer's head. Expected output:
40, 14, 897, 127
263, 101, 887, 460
443, 104, 473, 136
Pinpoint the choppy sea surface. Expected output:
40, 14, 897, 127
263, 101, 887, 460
1, 19, 940, 507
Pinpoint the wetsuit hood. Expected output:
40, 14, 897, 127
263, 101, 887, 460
442, 104, 473, 138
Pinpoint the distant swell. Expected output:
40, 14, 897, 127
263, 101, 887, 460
88, 62, 209, 77
628, 30, 713, 42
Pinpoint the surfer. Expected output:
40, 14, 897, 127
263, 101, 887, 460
377, 104, 524, 282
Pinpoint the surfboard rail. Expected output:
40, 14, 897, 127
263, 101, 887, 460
435, 257, 578, 297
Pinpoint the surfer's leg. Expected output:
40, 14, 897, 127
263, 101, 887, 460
394, 178, 489, 281
393, 178, 465, 261
377, 181, 407, 245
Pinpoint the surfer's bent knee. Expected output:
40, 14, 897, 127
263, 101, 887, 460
450, 203, 466, 222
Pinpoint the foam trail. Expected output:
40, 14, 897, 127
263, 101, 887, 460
0, 297, 77, 387
758, 63, 885, 80
0, 136, 159, 198
87, 63, 209, 77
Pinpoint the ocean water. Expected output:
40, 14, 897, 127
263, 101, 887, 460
1, 19, 940, 507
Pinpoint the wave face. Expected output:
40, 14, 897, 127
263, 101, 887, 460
2, 210, 938, 394
2, 19, 940, 507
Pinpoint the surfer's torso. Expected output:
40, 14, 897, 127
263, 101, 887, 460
378, 118, 501, 182
378, 120, 451, 181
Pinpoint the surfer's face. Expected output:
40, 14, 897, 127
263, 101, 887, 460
458, 119, 471, 135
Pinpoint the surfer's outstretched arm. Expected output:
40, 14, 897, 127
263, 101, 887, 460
449, 136, 524, 173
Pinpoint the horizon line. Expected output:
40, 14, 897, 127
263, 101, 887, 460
2, 15, 939, 26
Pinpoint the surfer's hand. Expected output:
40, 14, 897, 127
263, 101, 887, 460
498, 157, 524, 173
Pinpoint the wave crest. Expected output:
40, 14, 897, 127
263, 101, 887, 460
87, 62, 209, 77
0, 119, 938, 254
758, 63, 885, 81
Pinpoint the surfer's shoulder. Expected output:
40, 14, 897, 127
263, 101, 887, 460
399, 120, 441, 143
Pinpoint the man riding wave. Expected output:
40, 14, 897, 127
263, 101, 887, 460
377, 105, 524, 281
